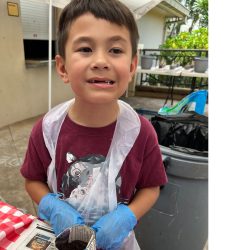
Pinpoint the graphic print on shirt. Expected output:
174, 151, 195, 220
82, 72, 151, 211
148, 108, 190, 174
61, 152, 106, 198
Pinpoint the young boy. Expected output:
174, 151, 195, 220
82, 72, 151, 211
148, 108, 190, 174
20, 0, 167, 249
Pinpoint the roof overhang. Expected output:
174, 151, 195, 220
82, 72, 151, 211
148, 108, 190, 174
39, 0, 189, 20
157, 0, 189, 19
121, 0, 189, 20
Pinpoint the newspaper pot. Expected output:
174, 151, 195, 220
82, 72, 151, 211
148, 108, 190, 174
194, 57, 208, 73
141, 55, 154, 69
55, 225, 96, 250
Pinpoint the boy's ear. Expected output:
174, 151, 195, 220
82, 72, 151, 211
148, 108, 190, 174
55, 55, 69, 83
129, 54, 138, 82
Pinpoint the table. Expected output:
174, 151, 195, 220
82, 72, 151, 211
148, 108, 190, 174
129, 66, 183, 105
181, 68, 208, 92
135, 66, 183, 77
127, 66, 208, 104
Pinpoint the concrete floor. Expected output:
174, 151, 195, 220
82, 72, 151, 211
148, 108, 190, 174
0, 96, 208, 249
0, 115, 41, 215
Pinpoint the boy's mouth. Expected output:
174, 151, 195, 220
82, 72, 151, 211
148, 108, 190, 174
87, 79, 115, 85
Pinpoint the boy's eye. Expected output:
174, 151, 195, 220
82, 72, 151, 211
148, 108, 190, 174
110, 48, 123, 54
77, 47, 92, 53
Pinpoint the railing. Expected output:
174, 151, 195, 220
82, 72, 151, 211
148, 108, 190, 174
140, 48, 208, 68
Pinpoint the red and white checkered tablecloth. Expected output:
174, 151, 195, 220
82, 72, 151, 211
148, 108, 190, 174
0, 201, 35, 250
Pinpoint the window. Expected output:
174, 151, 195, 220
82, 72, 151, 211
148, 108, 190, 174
20, 0, 56, 61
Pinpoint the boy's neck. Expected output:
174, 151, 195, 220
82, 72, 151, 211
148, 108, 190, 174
68, 99, 120, 127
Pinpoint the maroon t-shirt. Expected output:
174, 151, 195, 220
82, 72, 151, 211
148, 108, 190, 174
21, 114, 167, 204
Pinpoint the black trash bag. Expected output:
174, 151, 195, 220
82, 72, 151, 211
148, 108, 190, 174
151, 112, 208, 155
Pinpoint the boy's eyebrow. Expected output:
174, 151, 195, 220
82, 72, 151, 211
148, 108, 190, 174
72, 35, 128, 45
73, 36, 93, 45
108, 35, 128, 43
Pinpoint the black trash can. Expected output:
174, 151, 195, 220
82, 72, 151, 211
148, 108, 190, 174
134, 110, 208, 250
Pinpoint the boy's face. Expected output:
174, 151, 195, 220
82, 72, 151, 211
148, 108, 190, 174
56, 13, 138, 105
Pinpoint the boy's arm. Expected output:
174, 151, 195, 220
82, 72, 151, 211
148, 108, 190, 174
128, 186, 160, 220
25, 179, 50, 204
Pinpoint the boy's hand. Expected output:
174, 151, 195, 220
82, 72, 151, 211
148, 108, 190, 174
38, 193, 84, 236
92, 204, 137, 250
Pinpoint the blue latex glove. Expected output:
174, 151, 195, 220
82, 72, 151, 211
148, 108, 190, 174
92, 204, 137, 250
38, 193, 84, 236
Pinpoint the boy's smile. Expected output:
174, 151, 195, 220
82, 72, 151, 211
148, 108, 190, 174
56, 13, 138, 105
87, 77, 115, 86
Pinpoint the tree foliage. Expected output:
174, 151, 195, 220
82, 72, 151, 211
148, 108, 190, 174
162, 27, 208, 50
160, 27, 208, 66
184, 0, 208, 32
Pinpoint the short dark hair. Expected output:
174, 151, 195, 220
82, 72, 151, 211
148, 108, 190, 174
57, 0, 139, 58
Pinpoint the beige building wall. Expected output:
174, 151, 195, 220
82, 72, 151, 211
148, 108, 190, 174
0, 0, 73, 128
137, 8, 165, 49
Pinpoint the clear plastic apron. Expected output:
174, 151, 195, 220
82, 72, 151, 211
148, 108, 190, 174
42, 99, 141, 250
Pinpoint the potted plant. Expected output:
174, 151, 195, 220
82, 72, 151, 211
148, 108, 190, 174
194, 56, 208, 73
141, 54, 155, 69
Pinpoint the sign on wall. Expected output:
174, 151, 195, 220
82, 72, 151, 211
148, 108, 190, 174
7, 2, 19, 17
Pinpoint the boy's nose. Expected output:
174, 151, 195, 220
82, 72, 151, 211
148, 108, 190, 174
91, 51, 110, 70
